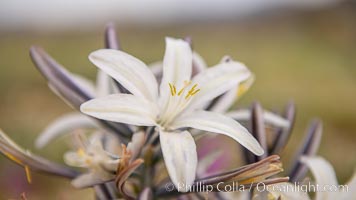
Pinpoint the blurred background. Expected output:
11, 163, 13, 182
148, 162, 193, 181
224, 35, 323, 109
0, 0, 355, 199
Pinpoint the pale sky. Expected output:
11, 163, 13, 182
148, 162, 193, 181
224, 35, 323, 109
0, 0, 338, 31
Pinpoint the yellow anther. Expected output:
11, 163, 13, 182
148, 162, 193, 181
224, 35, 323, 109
24, 165, 32, 183
237, 85, 247, 97
168, 83, 174, 96
237, 75, 254, 97
85, 159, 92, 165
177, 88, 184, 96
189, 84, 198, 93
169, 82, 199, 98
4, 151, 23, 166
77, 148, 86, 157
190, 89, 200, 96
3, 151, 32, 184
173, 85, 177, 95
168, 83, 177, 96
185, 89, 200, 99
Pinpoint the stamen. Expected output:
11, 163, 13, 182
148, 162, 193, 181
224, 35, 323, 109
4, 151, 23, 165
237, 84, 247, 97
24, 165, 32, 183
77, 148, 86, 157
185, 84, 200, 99
177, 87, 185, 96
190, 84, 198, 92
190, 88, 200, 96
169, 83, 175, 96
85, 159, 92, 165
173, 85, 177, 95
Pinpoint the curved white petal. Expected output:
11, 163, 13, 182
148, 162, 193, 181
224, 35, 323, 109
71, 173, 104, 188
159, 38, 192, 109
35, 113, 98, 149
226, 109, 290, 128
209, 85, 239, 113
188, 59, 251, 110
64, 151, 88, 168
80, 94, 158, 126
171, 111, 264, 156
148, 61, 163, 77
89, 49, 158, 101
160, 130, 197, 192
300, 156, 338, 200
210, 74, 255, 113
192, 51, 207, 75
127, 131, 146, 162
149, 51, 205, 80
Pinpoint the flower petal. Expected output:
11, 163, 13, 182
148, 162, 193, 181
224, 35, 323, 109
210, 75, 255, 113
209, 86, 239, 113
80, 94, 158, 126
149, 51, 205, 83
171, 111, 264, 156
35, 113, 98, 149
148, 61, 163, 78
188, 58, 251, 110
96, 70, 119, 97
226, 109, 290, 128
300, 156, 338, 200
192, 52, 207, 76
71, 173, 104, 188
64, 151, 88, 168
89, 49, 158, 101
159, 130, 197, 192
159, 38, 192, 109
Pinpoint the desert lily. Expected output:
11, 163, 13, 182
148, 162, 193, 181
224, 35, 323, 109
80, 37, 264, 190
150, 47, 290, 130
64, 132, 121, 188
64, 131, 145, 195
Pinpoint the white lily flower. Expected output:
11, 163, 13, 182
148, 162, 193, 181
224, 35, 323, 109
35, 70, 117, 149
150, 50, 289, 131
81, 37, 264, 191
64, 133, 120, 188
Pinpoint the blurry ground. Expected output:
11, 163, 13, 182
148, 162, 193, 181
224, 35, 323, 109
0, 4, 356, 199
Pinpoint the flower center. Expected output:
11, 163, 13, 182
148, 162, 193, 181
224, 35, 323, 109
168, 81, 200, 99
77, 148, 92, 165
160, 81, 200, 127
